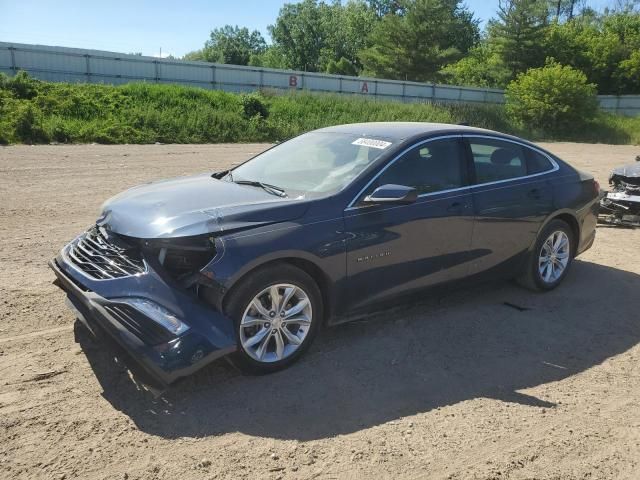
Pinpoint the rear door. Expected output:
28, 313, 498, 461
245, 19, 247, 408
343, 137, 475, 311
464, 136, 556, 276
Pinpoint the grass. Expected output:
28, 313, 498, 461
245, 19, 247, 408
0, 72, 638, 145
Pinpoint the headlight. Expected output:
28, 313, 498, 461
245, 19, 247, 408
139, 235, 218, 286
117, 298, 190, 336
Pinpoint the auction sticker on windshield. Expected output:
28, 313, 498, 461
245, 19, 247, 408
352, 138, 392, 149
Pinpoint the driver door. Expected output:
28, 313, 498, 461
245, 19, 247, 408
343, 137, 476, 311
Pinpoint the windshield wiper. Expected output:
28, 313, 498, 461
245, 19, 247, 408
233, 179, 287, 197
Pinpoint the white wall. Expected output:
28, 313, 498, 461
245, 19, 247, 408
1, 42, 638, 116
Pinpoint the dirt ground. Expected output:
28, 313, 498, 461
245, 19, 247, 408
1, 141, 639, 480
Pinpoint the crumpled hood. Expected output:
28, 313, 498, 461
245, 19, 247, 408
97, 173, 310, 239
610, 162, 640, 188
611, 162, 640, 179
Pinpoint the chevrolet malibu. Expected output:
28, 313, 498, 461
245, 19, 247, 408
50, 123, 600, 385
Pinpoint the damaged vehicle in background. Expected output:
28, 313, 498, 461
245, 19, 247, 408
49, 122, 601, 387
599, 159, 640, 227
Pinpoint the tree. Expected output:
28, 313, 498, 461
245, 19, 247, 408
248, 46, 289, 69
488, 0, 549, 78
200, 25, 266, 65
326, 57, 359, 75
597, 12, 640, 93
550, 0, 585, 21
441, 44, 511, 87
542, 12, 640, 93
614, 49, 640, 92
608, 0, 640, 13
359, 0, 479, 82
365, 0, 404, 17
268, 0, 330, 71
321, 0, 378, 72
183, 50, 207, 61
555, 24, 625, 93
268, 0, 377, 73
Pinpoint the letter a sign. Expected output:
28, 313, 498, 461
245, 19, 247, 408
361, 82, 369, 93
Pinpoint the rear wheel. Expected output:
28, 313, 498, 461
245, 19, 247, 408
225, 264, 322, 374
518, 219, 574, 291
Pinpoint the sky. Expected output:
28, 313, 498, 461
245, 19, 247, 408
0, 0, 612, 58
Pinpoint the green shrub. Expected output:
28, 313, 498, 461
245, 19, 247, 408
47, 117, 73, 143
505, 61, 599, 135
14, 103, 48, 143
0, 119, 10, 144
7, 71, 42, 99
240, 92, 269, 119
0, 72, 637, 145
326, 57, 358, 76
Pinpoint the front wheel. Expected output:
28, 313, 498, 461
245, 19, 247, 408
225, 264, 322, 374
518, 219, 574, 291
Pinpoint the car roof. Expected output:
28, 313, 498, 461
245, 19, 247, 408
316, 122, 515, 142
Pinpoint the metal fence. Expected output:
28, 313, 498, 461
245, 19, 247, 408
1, 42, 639, 116
597, 95, 640, 117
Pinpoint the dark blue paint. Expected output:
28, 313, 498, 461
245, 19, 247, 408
50, 123, 600, 384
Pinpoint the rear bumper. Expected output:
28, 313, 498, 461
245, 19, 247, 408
49, 248, 236, 386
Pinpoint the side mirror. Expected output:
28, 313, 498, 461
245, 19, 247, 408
363, 184, 418, 205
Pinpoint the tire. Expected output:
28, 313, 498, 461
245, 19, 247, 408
225, 263, 323, 374
517, 219, 574, 291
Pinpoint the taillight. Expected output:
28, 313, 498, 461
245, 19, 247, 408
593, 180, 600, 195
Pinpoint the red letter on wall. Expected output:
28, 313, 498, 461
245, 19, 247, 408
289, 75, 298, 87
361, 82, 369, 93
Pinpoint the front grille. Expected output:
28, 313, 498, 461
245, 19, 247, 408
66, 227, 145, 280
103, 304, 175, 345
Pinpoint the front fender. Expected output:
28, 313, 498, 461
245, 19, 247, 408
203, 217, 348, 316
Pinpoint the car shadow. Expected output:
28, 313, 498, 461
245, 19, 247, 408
76, 259, 640, 441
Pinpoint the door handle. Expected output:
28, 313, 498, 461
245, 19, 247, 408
527, 188, 542, 199
446, 201, 466, 212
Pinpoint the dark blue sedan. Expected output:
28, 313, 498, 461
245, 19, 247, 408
49, 123, 600, 385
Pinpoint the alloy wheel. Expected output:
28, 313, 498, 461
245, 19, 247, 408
239, 283, 313, 363
538, 230, 570, 284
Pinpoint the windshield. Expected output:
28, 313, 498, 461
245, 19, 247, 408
227, 132, 394, 197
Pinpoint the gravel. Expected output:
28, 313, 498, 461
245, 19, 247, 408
1, 141, 639, 480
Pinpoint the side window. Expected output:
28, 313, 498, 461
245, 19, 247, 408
468, 138, 527, 184
373, 139, 467, 195
526, 148, 554, 174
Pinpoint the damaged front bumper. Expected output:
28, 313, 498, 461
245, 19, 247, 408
49, 235, 236, 386
600, 191, 640, 227
599, 162, 640, 228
